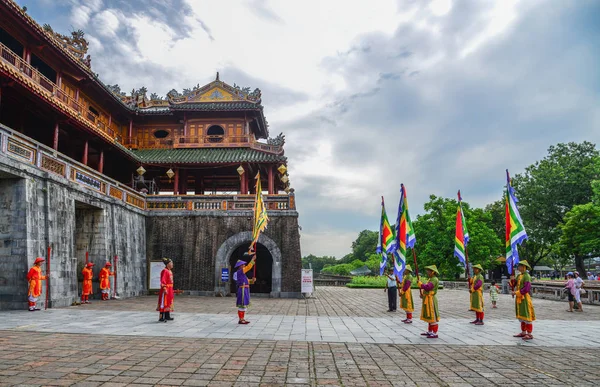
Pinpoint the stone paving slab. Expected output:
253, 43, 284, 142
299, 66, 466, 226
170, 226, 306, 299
0, 331, 598, 387
77, 287, 600, 321
2, 308, 599, 347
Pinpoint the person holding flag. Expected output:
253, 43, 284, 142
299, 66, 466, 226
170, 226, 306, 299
399, 264, 414, 323
235, 252, 256, 324
505, 170, 530, 338
512, 260, 536, 340
469, 264, 485, 325
418, 265, 440, 338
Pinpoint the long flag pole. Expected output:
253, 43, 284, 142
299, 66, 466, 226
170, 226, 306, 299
113, 255, 118, 299
45, 246, 51, 310
458, 191, 471, 283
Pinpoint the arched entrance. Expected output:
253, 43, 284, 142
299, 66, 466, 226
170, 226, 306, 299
214, 231, 282, 297
229, 243, 273, 294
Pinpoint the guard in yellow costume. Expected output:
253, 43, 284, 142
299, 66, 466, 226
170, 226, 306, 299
399, 265, 414, 324
469, 264, 485, 325
512, 260, 536, 340
418, 265, 440, 338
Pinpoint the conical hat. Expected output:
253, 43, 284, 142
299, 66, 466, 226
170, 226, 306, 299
424, 265, 439, 275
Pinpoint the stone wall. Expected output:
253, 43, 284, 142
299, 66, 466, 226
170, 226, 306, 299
0, 153, 147, 310
146, 211, 302, 297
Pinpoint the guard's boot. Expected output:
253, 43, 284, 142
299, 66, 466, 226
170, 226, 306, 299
158, 313, 164, 322
165, 312, 174, 321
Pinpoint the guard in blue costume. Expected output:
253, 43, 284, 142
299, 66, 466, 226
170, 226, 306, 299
235, 252, 256, 324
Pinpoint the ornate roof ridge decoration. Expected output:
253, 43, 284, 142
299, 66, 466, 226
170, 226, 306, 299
42, 24, 91, 68
4, 1, 94, 71
113, 73, 263, 110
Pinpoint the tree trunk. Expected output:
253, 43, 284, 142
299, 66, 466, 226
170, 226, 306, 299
575, 255, 586, 277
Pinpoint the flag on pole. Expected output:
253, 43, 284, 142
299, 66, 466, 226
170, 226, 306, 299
505, 170, 528, 274
454, 190, 469, 268
387, 184, 416, 277
250, 172, 269, 252
376, 197, 394, 275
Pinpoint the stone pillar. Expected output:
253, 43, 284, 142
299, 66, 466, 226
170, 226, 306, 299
82, 141, 88, 165
98, 150, 104, 174
53, 123, 59, 150
268, 164, 274, 194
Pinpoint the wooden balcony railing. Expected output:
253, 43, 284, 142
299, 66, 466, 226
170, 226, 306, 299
0, 42, 122, 145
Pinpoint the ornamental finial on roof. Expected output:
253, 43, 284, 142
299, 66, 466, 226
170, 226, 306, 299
216, 72, 220, 81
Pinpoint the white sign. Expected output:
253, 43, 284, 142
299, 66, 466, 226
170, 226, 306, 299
301, 269, 313, 293
149, 261, 164, 290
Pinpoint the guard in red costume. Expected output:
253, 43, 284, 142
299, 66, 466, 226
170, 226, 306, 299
27, 257, 47, 311
157, 257, 174, 322
81, 262, 95, 304
99, 262, 114, 300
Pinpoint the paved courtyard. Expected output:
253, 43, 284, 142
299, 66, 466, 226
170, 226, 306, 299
1, 287, 599, 386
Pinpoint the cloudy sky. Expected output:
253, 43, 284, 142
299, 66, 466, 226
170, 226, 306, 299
20, 0, 600, 258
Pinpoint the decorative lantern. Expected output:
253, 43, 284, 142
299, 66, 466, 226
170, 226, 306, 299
281, 175, 289, 183
237, 165, 245, 175
136, 165, 146, 176
166, 168, 175, 179
277, 164, 287, 174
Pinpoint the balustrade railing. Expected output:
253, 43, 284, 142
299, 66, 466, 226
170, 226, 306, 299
0, 123, 145, 210
146, 193, 293, 211
0, 42, 121, 145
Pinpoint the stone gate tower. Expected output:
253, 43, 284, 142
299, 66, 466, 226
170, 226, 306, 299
0, 0, 301, 309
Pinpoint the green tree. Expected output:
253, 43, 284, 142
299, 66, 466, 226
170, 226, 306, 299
350, 229, 379, 262
512, 142, 600, 270
301, 254, 338, 273
558, 181, 600, 274
413, 195, 502, 279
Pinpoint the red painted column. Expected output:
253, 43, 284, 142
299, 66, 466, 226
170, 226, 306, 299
56, 72, 62, 88
82, 141, 88, 165
268, 164, 274, 194
108, 114, 112, 128
128, 120, 133, 140
180, 170, 188, 195
183, 113, 188, 137
75, 89, 79, 101
242, 168, 248, 195
173, 169, 179, 195
53, 123, 59, 150
98, 151, 104, 174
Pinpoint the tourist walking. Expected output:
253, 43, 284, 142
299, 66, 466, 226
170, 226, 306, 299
574, 272, 584, 312
384, 268, 397, 312
81, 262, 94, 304
235, 252, 256, 324
157, 258, 174, 322
26, 257, 47, 311
469, 264, 485, 325
419, 265, 440, 338
489, 281, 499, 308
564, 272, 575, 312
512, 260, 536, 340
400, 265, 414, 323
99, 262, 114, 301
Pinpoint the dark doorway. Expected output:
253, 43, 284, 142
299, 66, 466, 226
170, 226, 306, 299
229, 243, 273, 294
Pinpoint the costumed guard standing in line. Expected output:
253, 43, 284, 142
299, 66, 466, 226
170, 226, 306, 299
157, 257, 174, 322
469, 264, 485, 325
418, 265, 440, 338
99, 262, 114, 301
27, 257, 47, 311
399, 264, 414, 324
235, 252, 256, 324
512, 260, 535, 340
81, 262, 95, 304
